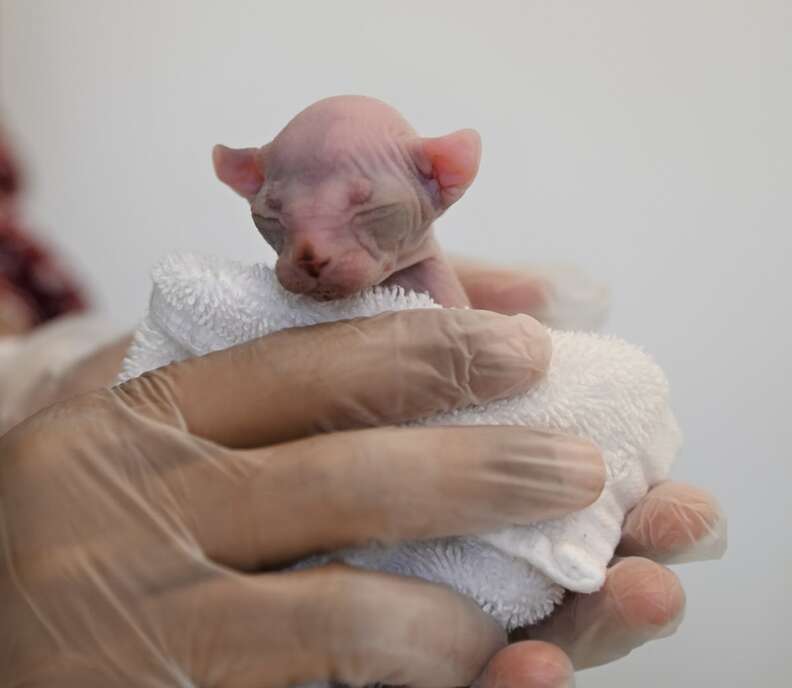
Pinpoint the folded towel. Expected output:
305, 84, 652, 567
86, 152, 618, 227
119, 253, 681, 630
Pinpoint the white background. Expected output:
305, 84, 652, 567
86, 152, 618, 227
2, 1, 790, 685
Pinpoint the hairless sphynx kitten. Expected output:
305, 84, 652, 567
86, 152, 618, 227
212, 95, 479, 307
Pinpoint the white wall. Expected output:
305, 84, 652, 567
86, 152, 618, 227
2, 1, 790, 685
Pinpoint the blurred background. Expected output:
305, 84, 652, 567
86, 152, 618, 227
1, 1, 789, 685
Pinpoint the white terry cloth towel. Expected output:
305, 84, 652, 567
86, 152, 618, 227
119, 253, 682, 630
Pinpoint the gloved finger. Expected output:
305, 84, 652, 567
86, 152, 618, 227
451, 258, 609, 331
452, 258, 547, 316
117, 308, 551, 448
525, 557, 685, 670
183, 426, 604, 569
476, 640, 575, 688
165, 564, 506, 688
617, 481, 727, 564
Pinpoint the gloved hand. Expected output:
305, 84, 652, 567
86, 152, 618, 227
0, 314, 130, 435
0, 308, 608, 687
453, 259, 727, 688
452, 258, 611, 332
0, 260, 727, 687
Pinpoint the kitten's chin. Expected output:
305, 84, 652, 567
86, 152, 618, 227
275, 256, 386, 300
277, 275, 365, 301
305, 280, 369, 301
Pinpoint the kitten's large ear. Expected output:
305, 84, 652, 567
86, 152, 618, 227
212, 144, 270, 199
408, 129, 481, 208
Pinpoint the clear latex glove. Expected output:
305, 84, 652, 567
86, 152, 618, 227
0, 314, 128, 435
485, 483, 726, 688
0, 308, 607, 688
453, 258, 611, 331
453, 259, 727, 688
0, 261, 727, 687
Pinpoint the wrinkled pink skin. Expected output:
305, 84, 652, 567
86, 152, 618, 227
213, 96, 482, 306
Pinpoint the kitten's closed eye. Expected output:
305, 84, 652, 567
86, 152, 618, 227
252, 214, 285, 253
353, 204, 409, 251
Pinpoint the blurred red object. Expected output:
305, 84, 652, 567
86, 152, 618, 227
0, 126, 87, 334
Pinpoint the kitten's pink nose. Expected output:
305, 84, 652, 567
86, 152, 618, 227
296, 243, 330, 278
